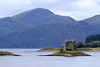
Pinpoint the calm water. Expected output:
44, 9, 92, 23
0, 49, 100, 67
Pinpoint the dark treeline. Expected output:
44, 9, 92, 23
85, 34, 100, 43
77, 34, 100, 48
77, 42, 100, 48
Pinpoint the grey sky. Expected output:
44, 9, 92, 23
0, 0, 100, 20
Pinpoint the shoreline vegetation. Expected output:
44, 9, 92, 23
38, 48, 92, 57
0, 51, 21, 56
39, 50, 91, 57
37, 48, 100, 52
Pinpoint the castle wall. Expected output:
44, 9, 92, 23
63, 41, 76, 51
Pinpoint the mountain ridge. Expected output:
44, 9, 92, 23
0, 8, 100, 48
0, 8, 76, 35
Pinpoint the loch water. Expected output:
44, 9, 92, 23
0, 49, 100, 67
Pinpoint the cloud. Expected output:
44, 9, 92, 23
52, 0, 100, 20
0, 0, 57, 17
30, 0, 57, 3
72, 0, 97, 8
0, 0, 100, 20
0, 0, 32, 17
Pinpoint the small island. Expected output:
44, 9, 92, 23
0, 51, 21, 56
39, 39, 91, 57
40, 51, 91, 56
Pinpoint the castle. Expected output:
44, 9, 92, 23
61, 39, 76, 51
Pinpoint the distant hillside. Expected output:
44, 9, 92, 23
79, 15, 100, 36
0, 22, 86, 48
0, 17, 32, 35
0, 8, 100, 48
0, 8, 75, 35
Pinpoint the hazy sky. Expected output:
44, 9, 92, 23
0, 0, 100, 20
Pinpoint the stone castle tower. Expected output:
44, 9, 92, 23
62, 39, 76, 51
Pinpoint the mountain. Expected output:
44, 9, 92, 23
1, 14, 100, 48
12, 8, 76, 26
0, 17, 32, 35
79, 15, 100, 36
0, 8, 75, 35
0, 22, 86, 48
0, 8, 100, 48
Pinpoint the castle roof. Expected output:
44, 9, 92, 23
65, 39, 75, 42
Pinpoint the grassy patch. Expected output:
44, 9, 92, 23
53, 50, 90, 56
0, 51, 13, 55
0, 51, 21, 56
78, 48, 100, 52
54, 51, 85, 54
